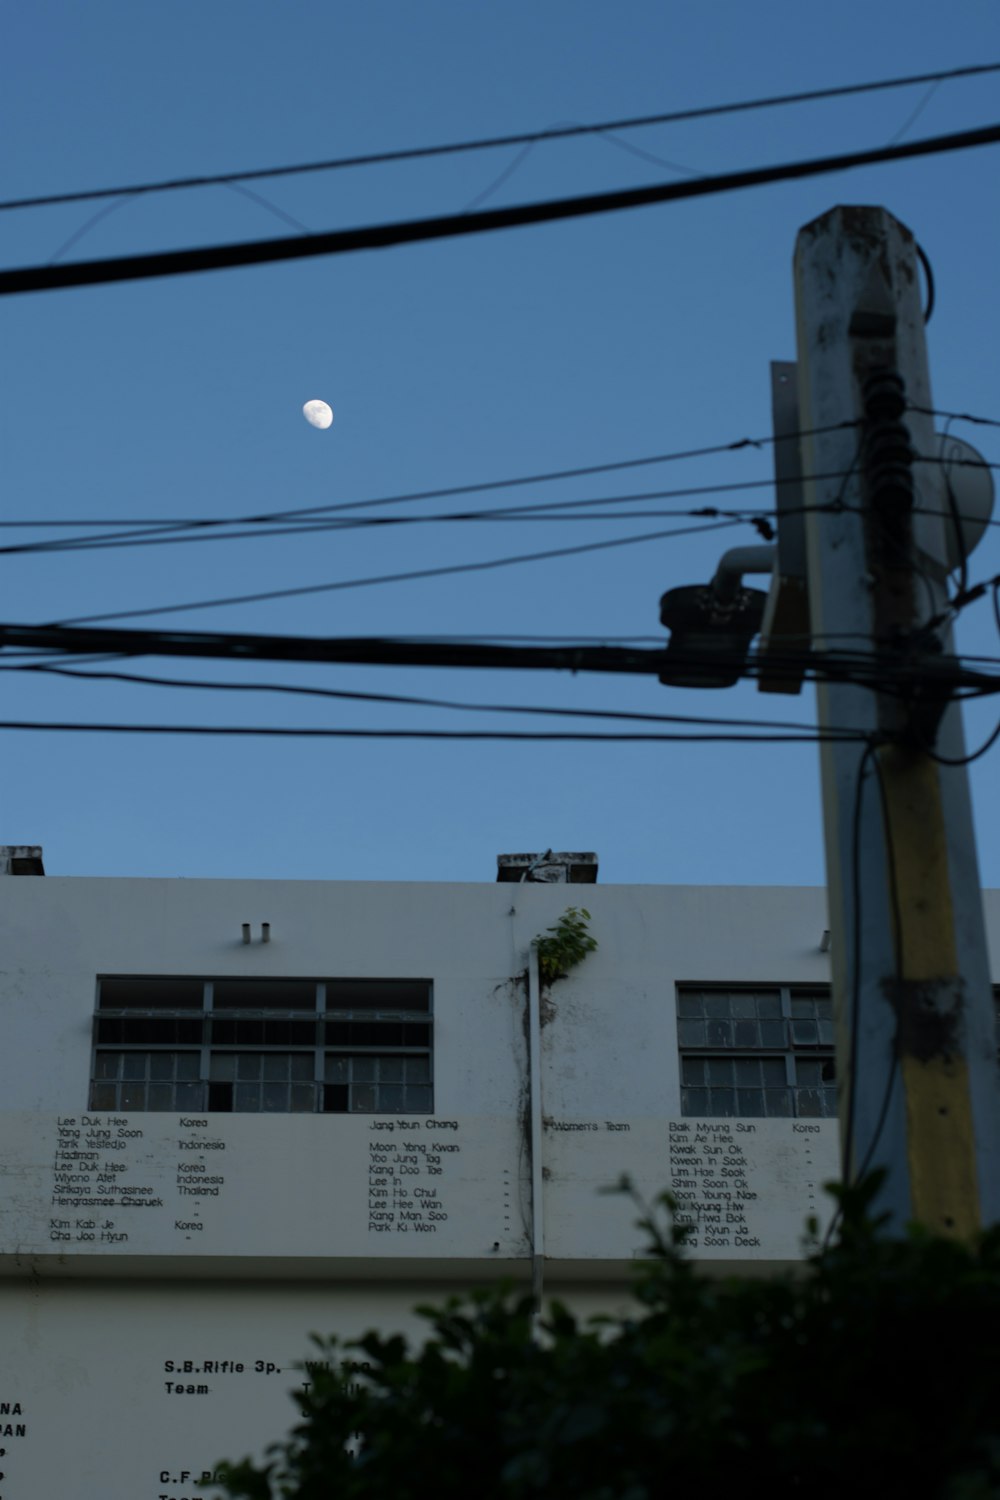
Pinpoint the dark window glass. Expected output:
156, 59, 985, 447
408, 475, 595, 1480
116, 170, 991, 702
92, 975, 432, 1114
678, 985, 834, 1122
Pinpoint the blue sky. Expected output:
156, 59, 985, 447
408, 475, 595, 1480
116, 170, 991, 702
2, 1, 999, 885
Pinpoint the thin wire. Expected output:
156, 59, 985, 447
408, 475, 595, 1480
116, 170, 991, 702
914, 581, 1000, 765
0, 423, 859, 536
6, 120, 1000, 298
840, 739, 878, 1191
5, 61, 997, 213
462, 120, 699, 213
909, 404, 1000, 431
885, 80, 944, 146
0, 474, 859, 561
15, 663, 869, 735
0, 721, 866, 743
48, 179, 312, 266
852, 747, 903, 1185
51, 516, 749, 627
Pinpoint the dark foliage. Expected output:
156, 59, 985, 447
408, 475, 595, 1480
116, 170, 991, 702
219, 1177, 1000, 1499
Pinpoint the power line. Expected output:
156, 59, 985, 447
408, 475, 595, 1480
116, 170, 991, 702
0, 719, 866, 744
5, 62, 997, 215
4, 121, 1000, 297
52, 517, 750, 627
910, 404, 1000, 432
18, 662, 867, 736
2, 622, 999, 698
0, 475, 853, 561
0, 423, 857, 541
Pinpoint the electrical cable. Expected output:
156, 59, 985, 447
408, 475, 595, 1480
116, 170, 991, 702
0, 721, 868, 743
909, 404, 1000, 431
47, 177, 313, 268
850, 746, 903, 1186
915, 241, 936, 323
50, 516, 750, 628
0, 421, 859, 535
14, 662, 869, 736
0, 472, 861, 561
6, 62, 997, 215
5, 120, 1000, 297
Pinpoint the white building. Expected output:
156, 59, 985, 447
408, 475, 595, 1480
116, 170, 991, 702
0, 849, 995, 1497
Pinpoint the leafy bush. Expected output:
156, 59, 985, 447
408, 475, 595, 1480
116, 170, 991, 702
219, 1178, 1000, 1500
531, 907, 597, 986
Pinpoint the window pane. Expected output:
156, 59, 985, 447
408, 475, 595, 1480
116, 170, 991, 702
736, 1088, 766, 1116
677, 1020, 707, 1047
325, 980, 430, 1013
677, 994, 702, 1018
796, 1058, 824, 1085
729, 992, 757, 1019
792, 1020, 818, 1045
761, 1057, 787, 1085
681, 1056, 705, 1085
756, 993, 782, 1018
704, 993, 732, 1018
99, 978, 203, 1010
214, 979, 317, 1011
681, 1088, 709, 1115
706, 1020, 732, 1047
706, 1057, 732, 1085
759, 1021, 787, 1048
734, 1058, 761, 1086
796, 1088, 824, 1117
764, 1088, 793, 1117
235, 1083, 261, 1111
94, 974, 431, 1117
708, 1088, 736, 1116
208, 1082, 234, 1111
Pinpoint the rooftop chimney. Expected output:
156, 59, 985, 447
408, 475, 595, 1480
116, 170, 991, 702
496, 851, 597, 884
0, 845, 45, 876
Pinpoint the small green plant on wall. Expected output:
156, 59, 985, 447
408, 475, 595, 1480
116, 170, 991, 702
532, 907, 597, 986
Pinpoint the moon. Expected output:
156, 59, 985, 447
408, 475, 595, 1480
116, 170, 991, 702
302, 399, 333, 430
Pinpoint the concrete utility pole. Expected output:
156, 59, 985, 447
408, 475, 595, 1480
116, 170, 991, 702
792, 206, 1000, 1234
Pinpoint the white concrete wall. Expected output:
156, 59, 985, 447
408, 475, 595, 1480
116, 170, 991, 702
0, 876, 996, 1499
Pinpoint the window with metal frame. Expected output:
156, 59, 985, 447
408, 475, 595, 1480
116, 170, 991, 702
677, 984, 836, 1119
89, 976, 432, 1114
